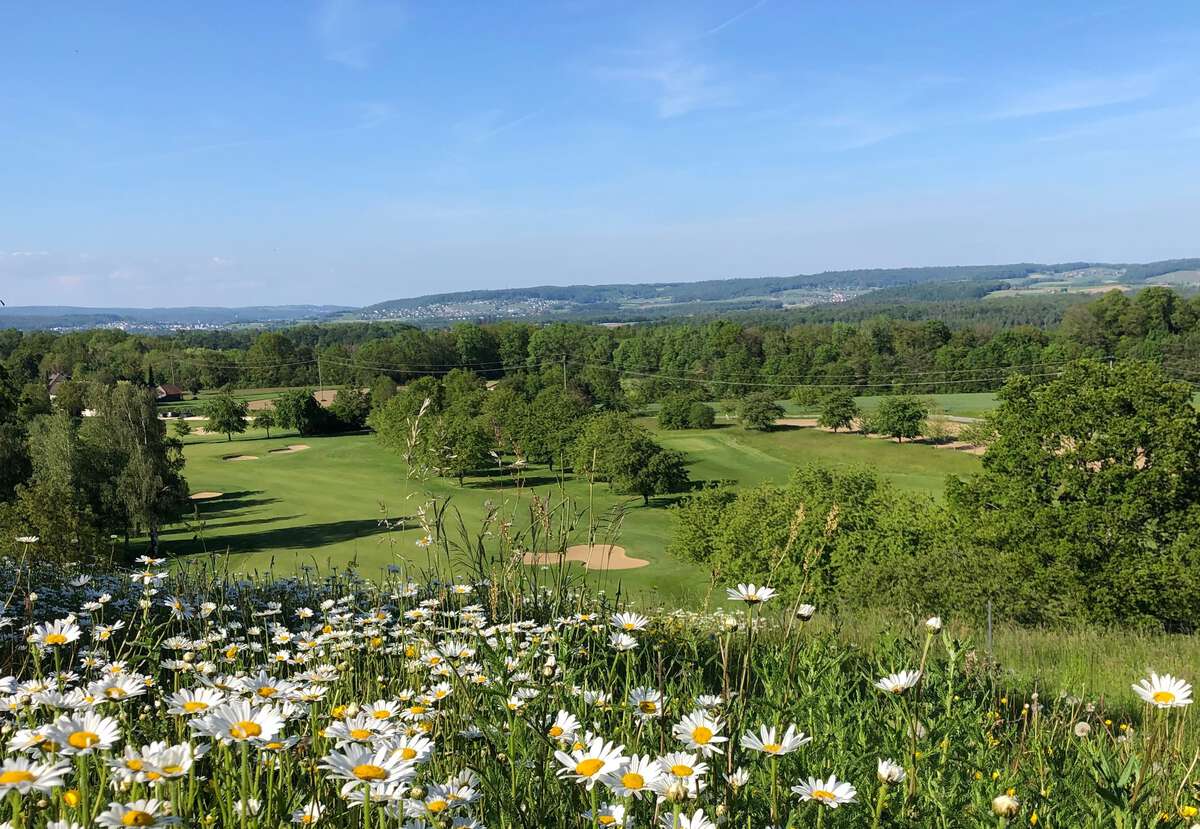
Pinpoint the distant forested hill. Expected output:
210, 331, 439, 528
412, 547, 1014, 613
358, 259, 1200, 324
0, 305, 352, 331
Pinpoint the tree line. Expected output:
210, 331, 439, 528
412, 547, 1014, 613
0, 373, 187, 561
4, 287, 1197, 410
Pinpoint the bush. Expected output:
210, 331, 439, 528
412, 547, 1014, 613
669, 464, 970, 612
686, 401, 715, 429
328, 386, 370, 431
790, 385, 823, 409
658, 394, 716, 430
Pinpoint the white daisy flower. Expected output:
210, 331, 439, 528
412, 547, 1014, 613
0, 757, 70, 793
291, 800, 325, 824
610, 612, 649, 632
1132, 673, 1192, 708
554, 736, 625, 790
672, 710, 727, 756
661, 809, 717, 829
874, 670, 922, 695
792, 774, 857, 808
32, 619, 82, 648
739, 724, 810, 756
95, 799, 181, 828
876, 758, 906, 784
165, 687, 226, 716
546, 710, 581, 741
603, 754, 663, 799
319, 744, 415, 788
725, 584, 776, 604
45, 711, 122, 755
190, 699, 285, 744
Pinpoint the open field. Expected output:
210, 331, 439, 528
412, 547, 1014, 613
167, 421, 981, 605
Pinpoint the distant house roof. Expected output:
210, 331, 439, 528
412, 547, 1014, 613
47, 372, 70, 396
156, 384, 184, 399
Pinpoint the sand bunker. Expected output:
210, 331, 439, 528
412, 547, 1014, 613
268, 444, 311, 454
223, 454, 258, 462
523, 544, 649, 571
189, 491, 223, 500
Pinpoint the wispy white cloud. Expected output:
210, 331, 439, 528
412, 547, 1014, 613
813, 113, 913, 150
700, 0, 768, 38
596, 50, 736, 118
310, 0, 406, 69
94, 101, 398, 168
452, 109, 541, 145
990, 70, 1163, 119
1031, 100, 1200, 144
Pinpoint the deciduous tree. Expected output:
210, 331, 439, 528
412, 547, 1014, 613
206, 392, 248, 441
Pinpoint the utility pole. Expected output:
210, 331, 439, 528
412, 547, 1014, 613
562, 353, 568, 391
317, 353, 324, 396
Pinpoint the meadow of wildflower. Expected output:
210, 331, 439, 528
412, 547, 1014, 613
1, 543, 1197, 829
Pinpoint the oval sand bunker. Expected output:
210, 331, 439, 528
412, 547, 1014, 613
189, 491, 223, 500
523, 544, 649, 571
223, 454, 258, 461
268, 444, 311, 454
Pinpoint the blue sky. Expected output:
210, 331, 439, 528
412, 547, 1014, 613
2, 1, 1198, 307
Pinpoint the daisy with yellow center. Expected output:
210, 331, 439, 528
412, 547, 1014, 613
547, 710, 581, 742
792, 774, 857, 809
189, 699, 284, 744
672, 710, 728, 757
1132, 673, 1192, 709
33, 619, 82, 649
95, 798, 181, 828
319, 744, 416, 789
166, 688, 226, 717
604, 754, 663, 799
0, 758, 70, 793
46, 712, 122, 756
874, 670, 922, 695
554, 737, 626, 790
739, 724, 811, 756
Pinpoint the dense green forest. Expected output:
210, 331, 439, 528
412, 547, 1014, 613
5, 287, 1197, 404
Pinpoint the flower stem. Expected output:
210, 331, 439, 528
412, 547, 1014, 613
871, 783, 888, 829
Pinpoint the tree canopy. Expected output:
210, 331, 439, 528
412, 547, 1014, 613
818, 391, 859, 432
206, 392, 248, 441
948, 360, 1200, 628
870, 395, 928, 442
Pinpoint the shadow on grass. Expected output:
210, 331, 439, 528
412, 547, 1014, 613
190, 495, 280, 517
169, 518, 390, 556
461, 473, 567, 490
199, 514, 306, 531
